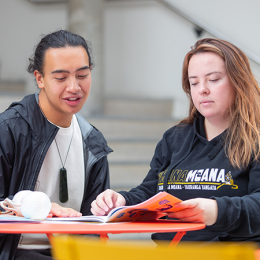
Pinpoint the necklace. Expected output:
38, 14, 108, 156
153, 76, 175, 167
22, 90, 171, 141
38, 101, 73, 203
55, 120, 74, 203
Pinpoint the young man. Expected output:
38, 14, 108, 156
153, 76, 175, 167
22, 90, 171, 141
0, 30, 112, 260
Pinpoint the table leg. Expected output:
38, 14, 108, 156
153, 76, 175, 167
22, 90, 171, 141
168, 231, 186, 248
46, 233, 55, 247
100, 233, 109, 244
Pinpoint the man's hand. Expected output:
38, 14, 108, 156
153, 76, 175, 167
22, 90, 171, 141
168, 198, 218, 226
91, 189, 126, 216
49, 203, 82, 218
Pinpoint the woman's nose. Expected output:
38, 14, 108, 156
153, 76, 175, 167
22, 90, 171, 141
198, 82, 209, 94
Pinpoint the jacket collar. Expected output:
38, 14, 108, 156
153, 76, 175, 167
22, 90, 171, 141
8, 93, 57, 140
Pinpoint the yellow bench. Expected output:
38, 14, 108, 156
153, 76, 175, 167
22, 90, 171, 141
52, 235, 258, 260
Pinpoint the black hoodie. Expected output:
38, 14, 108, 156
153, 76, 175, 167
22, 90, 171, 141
0, 94, 112, 260
120, 116, 260, 243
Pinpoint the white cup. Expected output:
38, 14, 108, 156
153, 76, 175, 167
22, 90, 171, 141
0, 198, 23, 216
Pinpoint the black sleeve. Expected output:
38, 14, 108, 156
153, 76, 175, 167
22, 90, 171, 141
0, 124, 15, 240
119, 139, 164, 206
81, 156, 110, 216
0, 124, 15, 202
212, 160, 260, 237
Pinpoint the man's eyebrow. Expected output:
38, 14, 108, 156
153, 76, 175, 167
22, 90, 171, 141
76, 66, 90, 72
188, 71, 221, 79
52, 69, 69, 74
51, 66, 90, 74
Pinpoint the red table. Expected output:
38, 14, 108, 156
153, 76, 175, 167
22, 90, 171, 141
0, 220, 205, 247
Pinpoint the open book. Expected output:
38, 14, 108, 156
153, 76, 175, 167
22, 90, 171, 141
46, 192, 183, 223
0, 215, 41, 223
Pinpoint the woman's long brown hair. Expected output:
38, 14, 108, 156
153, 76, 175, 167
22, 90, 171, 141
181, 38, 260, 169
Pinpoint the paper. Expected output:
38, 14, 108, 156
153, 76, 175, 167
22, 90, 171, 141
46, 192, 183, 223
0, 216, 40, 223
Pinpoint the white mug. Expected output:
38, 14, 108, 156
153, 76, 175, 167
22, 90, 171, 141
0, 191, 51, 220
0, 198, 23, 216
0, 190, 32, 217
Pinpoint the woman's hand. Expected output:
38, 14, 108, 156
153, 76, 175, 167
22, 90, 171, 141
168, 198, 218, 226
49, 203, 82, 218
91, 189, 126, 216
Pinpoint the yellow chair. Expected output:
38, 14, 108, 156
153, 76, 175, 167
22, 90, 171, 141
52, 235, 257, 260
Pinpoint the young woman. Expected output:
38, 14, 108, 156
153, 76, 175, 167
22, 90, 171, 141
0, 30, 112, 260
91, 38, 260, 243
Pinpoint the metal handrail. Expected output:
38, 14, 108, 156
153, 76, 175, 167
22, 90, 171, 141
157, 0, 260, 64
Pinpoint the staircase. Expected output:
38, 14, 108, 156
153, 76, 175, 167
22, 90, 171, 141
88, 99, 177, 241
0, 95, 177, 193
88, 116, 176, 191
88, 98, 177, 191
0, 94, 177, 241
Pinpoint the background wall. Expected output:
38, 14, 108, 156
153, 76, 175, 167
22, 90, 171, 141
104, 0, 212, 118
103, 0, 260, 118
0, 0, 67, 94
0, 0, 259, 119
164, 0, 260, 60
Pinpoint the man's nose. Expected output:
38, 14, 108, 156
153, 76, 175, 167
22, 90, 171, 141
67, 78, 80, 92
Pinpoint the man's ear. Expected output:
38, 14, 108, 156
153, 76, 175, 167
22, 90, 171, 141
34, 70, 44, 89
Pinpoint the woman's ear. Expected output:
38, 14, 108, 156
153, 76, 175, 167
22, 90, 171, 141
34, 70, 44, 89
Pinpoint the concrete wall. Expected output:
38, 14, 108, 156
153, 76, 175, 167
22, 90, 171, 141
164, 0, 260, 61
104, 0, 209, 118
103, 0, 260, 118
163, 0, 260, 81
0, 0, 67, 93
0, 0, 259, 119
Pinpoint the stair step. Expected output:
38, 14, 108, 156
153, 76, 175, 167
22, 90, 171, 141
108, 233, 153, 241
0, 94, 25, 113
88, 117, 176, 141
109, 163, 150, 191
0, 82, 25, 92
104, 99, 173, 118
108, 141, 157, 163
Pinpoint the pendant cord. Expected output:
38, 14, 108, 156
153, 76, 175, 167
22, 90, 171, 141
38, 100, 74, 168
55, 121, 74, 168
38, 100, 71, 203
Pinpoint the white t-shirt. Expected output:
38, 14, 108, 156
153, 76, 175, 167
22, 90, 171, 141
18, 115, 85, 250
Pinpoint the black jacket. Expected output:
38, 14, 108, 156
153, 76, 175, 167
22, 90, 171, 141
0, 94, 112, 260
120, 116, 260, 243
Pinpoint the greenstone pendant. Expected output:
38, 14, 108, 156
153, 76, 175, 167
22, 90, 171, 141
59, 167, 68, 203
